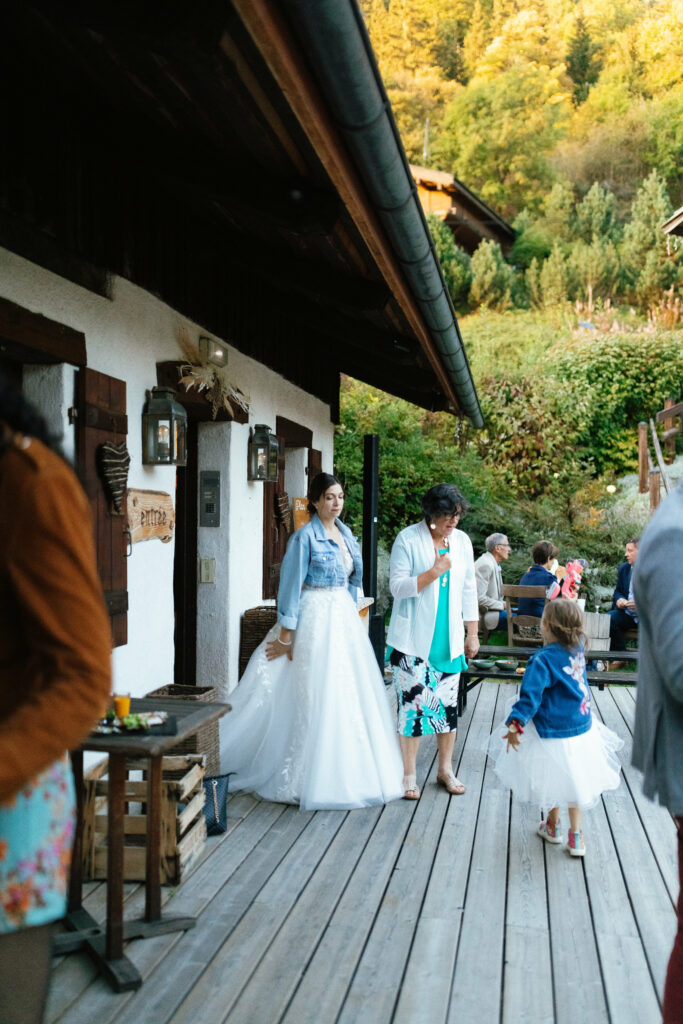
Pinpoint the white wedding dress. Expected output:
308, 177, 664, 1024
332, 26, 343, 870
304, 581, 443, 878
219, 546, 403, 811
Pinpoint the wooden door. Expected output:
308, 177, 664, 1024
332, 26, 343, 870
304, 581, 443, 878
262, 433, 286, 600
76, 368, 128, 646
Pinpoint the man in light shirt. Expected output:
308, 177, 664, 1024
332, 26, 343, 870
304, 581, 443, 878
474, 533, 511, 637
609, 538, 639, 665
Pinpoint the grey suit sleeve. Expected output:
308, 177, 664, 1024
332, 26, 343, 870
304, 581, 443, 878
475, 559, 503, 612
635, 525, 683, 704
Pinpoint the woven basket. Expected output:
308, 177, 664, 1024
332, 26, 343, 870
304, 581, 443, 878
239, 606, 277, 678
145, 684, 220, 777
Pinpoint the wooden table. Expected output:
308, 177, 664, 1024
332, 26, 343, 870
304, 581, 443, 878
54, 697, 230, 991
459, 644, 638, 715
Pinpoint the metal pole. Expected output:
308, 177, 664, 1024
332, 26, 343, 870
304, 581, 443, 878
362, 434, 384, 667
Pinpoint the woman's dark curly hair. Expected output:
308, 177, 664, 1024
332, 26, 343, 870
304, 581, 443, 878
421, 483, 469, 523
307, 472, 342, 516
0, 373, 60, 458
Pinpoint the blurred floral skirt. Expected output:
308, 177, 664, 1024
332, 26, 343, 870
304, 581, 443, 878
0, 755, 75, 933
390, 650, 460, 737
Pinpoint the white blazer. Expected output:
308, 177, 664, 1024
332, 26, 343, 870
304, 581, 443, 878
386, 520, 479, 663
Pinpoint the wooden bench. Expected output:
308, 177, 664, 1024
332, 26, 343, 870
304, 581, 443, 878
458, 644, 638, 716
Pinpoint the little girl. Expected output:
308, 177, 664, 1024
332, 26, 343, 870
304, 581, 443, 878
486, 598, 623, 856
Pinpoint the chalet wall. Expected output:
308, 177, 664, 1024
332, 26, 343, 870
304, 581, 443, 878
0, 245, 334, 706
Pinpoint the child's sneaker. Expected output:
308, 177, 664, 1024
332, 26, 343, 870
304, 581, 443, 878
567, 829, 585, 857
537, 819, 563, 844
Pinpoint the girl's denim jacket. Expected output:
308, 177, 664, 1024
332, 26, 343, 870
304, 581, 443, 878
506, 642, 592, 738
277, 514, 363, 629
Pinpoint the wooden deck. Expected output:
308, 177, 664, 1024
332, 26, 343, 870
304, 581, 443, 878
48, 682, 677, 1024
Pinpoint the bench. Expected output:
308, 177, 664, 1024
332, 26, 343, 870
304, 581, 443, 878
458, 644, 638, 716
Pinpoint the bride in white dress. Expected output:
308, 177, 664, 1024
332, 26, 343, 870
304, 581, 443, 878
219, 474, 403, 810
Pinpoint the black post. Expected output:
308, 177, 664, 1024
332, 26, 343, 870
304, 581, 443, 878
362, 434, 384, 668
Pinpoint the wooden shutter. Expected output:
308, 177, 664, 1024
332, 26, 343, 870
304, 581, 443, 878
262, 434, 286, 600
76, 368, 128, 647
307, 447, 322, 481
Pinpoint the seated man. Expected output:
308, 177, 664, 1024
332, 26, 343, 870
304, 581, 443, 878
609, 538, 639, 658
518, 540, 559, 618
474, 533, 511, 635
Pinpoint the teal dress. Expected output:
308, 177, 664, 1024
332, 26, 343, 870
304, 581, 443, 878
390, 562, 467, 737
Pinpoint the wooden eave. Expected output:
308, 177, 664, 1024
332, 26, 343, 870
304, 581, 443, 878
0, 5, 474, 415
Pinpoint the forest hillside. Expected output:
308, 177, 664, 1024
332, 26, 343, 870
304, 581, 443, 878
333, 2, 683, 604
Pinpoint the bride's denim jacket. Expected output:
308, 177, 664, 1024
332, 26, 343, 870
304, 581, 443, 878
277, 514, 363, 629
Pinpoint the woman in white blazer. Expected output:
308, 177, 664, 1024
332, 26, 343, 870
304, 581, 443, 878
387, 484, 480, 799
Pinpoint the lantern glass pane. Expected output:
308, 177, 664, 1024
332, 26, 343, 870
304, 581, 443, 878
156, 418, 172, 462
267, 436, 279, 482
174, 417, 187, 467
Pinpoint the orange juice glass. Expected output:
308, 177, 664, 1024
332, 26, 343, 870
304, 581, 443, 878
114, 695, 131, 718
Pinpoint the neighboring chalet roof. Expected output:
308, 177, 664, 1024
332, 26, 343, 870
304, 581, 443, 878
0, 3, 482, 426
662, 207, 683, 237
411, 164, 516, 256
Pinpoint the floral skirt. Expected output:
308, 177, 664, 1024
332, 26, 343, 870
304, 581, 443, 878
0, 754, 75, 933
390, 650, 460, 737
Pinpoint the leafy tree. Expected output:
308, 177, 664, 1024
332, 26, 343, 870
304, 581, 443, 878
620, 170, 677, 305
539, 243, 571, 307
566, 15, 601, 104
469, 240, 515, 310
462, 0, 488, 79
568, 237, 620, 307
574, 182, 619, 242
551, 331, 683, 474
433, 66, 571, 217
426, 213, 472, 308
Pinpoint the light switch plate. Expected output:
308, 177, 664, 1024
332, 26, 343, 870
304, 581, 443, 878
200, 558, 216, 584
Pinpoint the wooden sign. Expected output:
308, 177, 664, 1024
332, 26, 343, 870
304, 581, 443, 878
293, 497, 311, 532
127, 489, 175, 544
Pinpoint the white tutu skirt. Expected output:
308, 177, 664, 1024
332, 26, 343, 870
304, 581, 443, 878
219, 587, 404, 810
485, 696, 623, 810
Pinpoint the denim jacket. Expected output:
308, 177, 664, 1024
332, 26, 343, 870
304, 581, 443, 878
277, 514, 363, 629
506, 642, 592, 738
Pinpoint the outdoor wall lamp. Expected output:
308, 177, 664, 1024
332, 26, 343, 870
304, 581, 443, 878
198, 334, 229, 368
247, 423, 279, 482
142, 386, 188, 467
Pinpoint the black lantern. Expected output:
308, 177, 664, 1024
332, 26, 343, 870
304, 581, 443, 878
248, 423, 279, 482
142, 386, 188, 466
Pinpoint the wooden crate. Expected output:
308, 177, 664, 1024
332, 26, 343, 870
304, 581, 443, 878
81, 754, 206, 886
144, 685, 220, 777
582, 610, 611, 652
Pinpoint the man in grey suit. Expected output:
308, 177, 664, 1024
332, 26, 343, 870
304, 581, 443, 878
632, 480, 683, 1023
474, 533, 511, 636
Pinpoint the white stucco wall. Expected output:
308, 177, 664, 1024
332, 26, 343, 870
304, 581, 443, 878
0, 245, 334, 705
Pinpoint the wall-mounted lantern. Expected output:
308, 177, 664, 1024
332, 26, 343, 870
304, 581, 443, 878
247, 423, 279, 482
142, 386, 188, 466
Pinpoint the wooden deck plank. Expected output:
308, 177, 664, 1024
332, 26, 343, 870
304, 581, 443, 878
584, 793, 661, 1022
447, 685, 512, 1022
166, 810, 349, 1023
546, 839, 609, 1021
280, 734, 440, 1024
502, 798, 553, 1024
48, 681, 675, 1024
53, 797, 288, 1024
589, 692, 677, 1001
225, 804, 384, 1023
393, 682, 500, 1023
114, 803, 310, 1024
338, 717, 472, 1021
593, 687, 677, 901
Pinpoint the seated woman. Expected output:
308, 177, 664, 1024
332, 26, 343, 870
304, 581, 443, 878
518, 540, 560, 618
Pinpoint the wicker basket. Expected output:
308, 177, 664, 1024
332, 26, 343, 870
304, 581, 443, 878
145, 684, 220, 776
238, 606, 277, 678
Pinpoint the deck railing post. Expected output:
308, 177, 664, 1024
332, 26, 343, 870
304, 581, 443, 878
638, 421, 649, 494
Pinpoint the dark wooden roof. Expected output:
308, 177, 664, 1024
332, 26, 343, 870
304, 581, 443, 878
0, 4, 480, 420
411, 165, 516, 255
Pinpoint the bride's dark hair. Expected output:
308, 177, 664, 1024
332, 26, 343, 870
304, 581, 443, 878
307, 472, 342, 516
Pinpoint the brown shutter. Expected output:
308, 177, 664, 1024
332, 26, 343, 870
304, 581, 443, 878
76, 368, 128, 647
307, 447, 322, 481
262, 434, 286, 600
